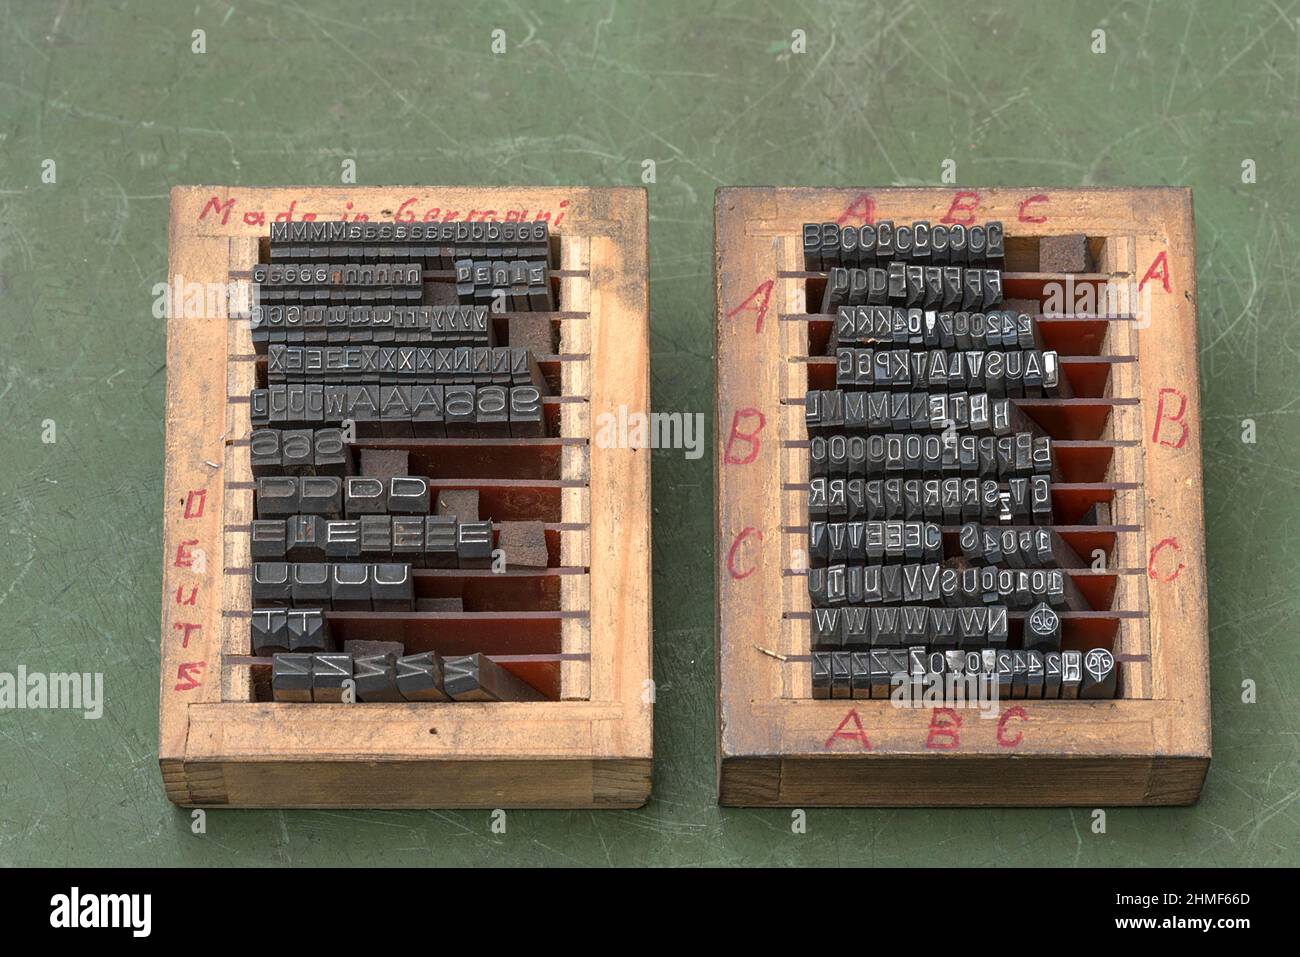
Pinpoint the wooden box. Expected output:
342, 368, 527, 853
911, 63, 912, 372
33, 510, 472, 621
714, 187, 1209, 806
160, 186, 651, 808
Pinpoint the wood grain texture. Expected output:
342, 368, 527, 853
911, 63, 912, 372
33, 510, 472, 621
559, 236, 593, 700
161, 186, 651, 808
715, 186, 1209, 806
159, 220, 232, 803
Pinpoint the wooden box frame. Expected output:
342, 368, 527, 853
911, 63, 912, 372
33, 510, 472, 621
160, 186, 651, 808
715, 187, 1209, 806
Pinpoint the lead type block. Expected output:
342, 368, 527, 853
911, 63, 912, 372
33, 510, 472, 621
1023, 601, 1062, 653
330, 563, 372, 611
251, 609, 289, 655
1081, 648, 1119, 699
252, 562, 292, 606
287, 608, 332, 652
351, 655, 402, 701
290, 562, 331, 607
443, 654, 546, 702
272, 653, 313, 702
371, 562, 414, 611
457, 520, 493, 568
311, 653, 353, 702
395, 651, 450, 701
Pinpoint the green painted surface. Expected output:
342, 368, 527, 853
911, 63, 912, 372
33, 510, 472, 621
1, 0, 1297, 867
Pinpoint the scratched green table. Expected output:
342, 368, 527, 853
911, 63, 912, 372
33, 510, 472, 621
1, 0, 1296, 867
